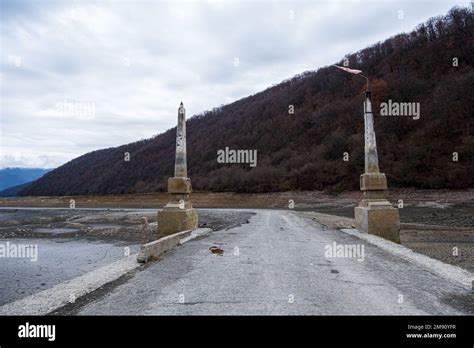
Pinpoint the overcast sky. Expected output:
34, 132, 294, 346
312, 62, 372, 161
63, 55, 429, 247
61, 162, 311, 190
0, 0, 465, 168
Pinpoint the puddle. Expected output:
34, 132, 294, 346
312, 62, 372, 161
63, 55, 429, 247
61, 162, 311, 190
88, 224, 123, 229
34, 228, 80, 235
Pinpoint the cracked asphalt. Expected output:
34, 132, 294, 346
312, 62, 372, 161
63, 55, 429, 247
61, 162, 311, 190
74, 210, 472, 315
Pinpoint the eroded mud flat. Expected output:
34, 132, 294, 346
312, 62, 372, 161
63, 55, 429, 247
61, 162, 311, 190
0, 208, 154, 241
0, 238, 139, 306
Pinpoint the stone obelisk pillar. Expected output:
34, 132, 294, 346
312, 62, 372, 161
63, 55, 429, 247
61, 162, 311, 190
175, 102, 187, 178
157, 102, 198, 237
354, 91, 400, 243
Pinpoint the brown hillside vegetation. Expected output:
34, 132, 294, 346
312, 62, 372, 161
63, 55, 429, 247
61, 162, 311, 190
19, 7, 473, 196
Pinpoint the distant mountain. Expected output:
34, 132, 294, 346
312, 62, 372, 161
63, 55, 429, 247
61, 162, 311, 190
0, 168, 52, 192
0, 182, 32, 197
19, 7, 473, 196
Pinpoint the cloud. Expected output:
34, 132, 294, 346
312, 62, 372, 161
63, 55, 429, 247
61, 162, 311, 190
0, 0, 462, 168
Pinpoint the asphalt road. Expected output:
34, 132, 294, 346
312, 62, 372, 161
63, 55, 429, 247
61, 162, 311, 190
75, 210, 471, 315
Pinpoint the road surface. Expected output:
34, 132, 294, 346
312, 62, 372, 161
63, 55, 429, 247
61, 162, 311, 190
73, 210, 471, 315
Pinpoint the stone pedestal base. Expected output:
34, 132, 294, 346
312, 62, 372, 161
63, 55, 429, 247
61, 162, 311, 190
360, 172, 387, 191
157, 207, 198, 238
354, 203, 400, 243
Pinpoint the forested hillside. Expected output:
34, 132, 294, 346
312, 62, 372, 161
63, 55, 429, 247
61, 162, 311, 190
19, 7, 473, 196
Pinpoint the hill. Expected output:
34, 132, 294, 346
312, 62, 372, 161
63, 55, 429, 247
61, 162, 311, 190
19, 7, 473, 196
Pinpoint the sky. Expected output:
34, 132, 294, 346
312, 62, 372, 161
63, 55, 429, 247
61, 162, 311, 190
0, 0, 466, 169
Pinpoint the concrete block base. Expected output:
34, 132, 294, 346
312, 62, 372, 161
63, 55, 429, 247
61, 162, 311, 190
354, 204, 400, 243
157, 207, 198, 238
